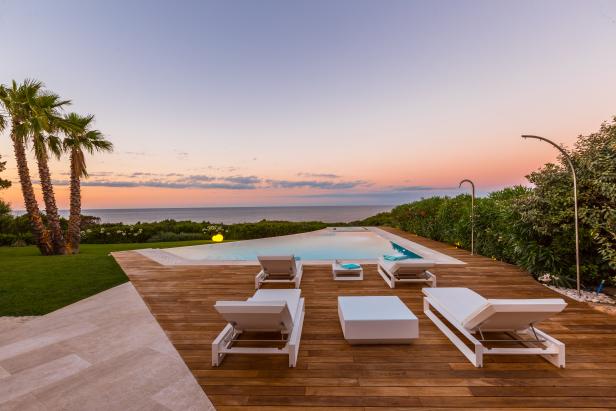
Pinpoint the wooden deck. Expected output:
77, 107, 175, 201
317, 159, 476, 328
112, 228, 616, 410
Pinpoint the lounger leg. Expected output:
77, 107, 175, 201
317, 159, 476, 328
518, 327, 566, 368
426, 270, 437, 287
294, 269, 303, 289
423, 297, 484, 367
287, 298, 305, 367
377, 265, 395, 288
212, 324, 235, 367
474, 344, 483, 367
255, 271, 266, 290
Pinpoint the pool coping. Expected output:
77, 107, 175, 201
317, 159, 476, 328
135, 227, 466, 267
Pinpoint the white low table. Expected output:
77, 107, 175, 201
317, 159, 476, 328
332, 261, 363, 281
337, 296, 418, 344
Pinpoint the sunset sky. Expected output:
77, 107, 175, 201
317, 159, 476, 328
1, 0, 615, 209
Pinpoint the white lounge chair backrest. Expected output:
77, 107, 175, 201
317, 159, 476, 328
462, 299, 567, 331
258, 255, 298, 278
392, 260, 435, 277
214, 300, 294, 333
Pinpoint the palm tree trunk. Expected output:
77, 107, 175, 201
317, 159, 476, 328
12, 136, 53, 255
67, 151, 82, 254
36, 151, 66, 255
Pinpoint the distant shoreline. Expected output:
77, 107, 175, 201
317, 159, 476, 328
11, 205, 394, 225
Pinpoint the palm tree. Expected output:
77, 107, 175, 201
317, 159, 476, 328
0, 155, 10, 191
63, 113, 113, 254
29, 93, 71, 254
0, 111, 8, 190
0, 80, 53, 255
0, 106, 6, 133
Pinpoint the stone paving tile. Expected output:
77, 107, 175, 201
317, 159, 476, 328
0, 354, 91, 403
0, 283, 215, 410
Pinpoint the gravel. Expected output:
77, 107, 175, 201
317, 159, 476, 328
545, 285, 616, 304
544, 285, 616, 315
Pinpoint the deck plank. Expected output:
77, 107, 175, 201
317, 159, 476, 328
112, 228, 616, 409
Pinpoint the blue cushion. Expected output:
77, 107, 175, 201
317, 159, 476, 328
383, 254, 410, 261
341, 263, 361, 270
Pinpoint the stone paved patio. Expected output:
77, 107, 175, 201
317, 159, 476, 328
0, 282, 214, 411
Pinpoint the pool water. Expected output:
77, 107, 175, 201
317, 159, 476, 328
163, 228, 422, 262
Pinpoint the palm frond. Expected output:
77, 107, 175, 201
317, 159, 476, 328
32, 133, 49, 161
62, 113, 112, 177
46, 135, 64, 159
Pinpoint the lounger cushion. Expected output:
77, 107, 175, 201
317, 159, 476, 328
463, 298, 567, 331
423, 287, 488, 324
248, 289, 301, 322
214, 300, 294, 332
215, 289, 301, 332
379, 258, 435, 276
423, 287, 567, 332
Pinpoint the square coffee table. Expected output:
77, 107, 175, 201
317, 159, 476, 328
338, 296, 418, 344
332, 260, 363, 280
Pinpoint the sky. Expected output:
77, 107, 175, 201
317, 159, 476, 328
1, 0, 615, 209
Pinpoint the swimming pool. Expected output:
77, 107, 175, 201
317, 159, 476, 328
137, 227, 465, 266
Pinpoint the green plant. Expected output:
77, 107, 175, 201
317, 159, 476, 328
147, 231, 206, 242
368, 118, 616, 287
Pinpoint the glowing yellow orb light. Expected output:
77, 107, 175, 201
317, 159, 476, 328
212, 233, 224, 242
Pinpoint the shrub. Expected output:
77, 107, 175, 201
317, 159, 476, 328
0, 233, 33, 246
352, 211, 394, 226
74, 219, 341, 244
368, 118, 616, 288
225, 220, 331, 240
147, 231, 207, 242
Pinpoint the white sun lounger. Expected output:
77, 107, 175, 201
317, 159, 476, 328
255, 255, 303, 289
212, 289, 305, 367
377, 257, 436, 288
423, 287, 567, 368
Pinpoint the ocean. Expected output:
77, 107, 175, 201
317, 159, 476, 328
15, 205, 393, 224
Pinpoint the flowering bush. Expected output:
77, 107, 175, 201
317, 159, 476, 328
78, 224, 149, 243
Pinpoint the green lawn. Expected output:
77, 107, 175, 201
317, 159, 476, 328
0, 240, 213, 316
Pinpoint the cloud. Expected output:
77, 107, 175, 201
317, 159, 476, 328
297, 172, 340, 179
59, 171, 114, 177
117, 172, 194, 178
180, 174, 216, 182
202, 165, 240, 173
51, 179, 256, 190
223, 175, 261, 184
44, 171, 368, 192
175, 175, 260, 184
266, 179, 367, 190
389, 185, 455, 191
124, 151, 147, 156
129, 172, 157, 177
